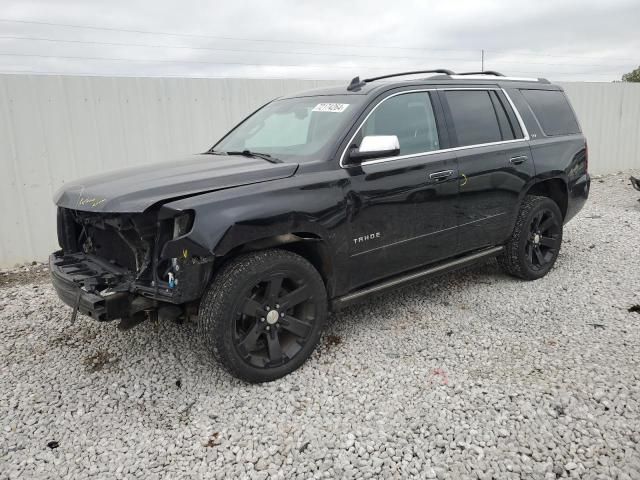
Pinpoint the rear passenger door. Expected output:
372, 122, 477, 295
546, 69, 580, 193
439, 88, 534, 253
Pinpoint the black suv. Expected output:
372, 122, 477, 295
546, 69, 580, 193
50, 69, 590, 382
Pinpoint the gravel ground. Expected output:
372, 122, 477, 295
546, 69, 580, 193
2, 172, 640, 480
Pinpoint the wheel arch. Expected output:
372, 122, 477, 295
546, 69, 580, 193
524, 177, 569, 220
215, 231, 338, 298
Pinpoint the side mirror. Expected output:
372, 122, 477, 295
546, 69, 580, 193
347, 135, 400, 163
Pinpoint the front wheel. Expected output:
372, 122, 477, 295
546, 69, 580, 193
198, 249, 327, 383
498, 195, 563, 280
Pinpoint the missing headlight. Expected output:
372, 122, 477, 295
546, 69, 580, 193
173, 212, 194, 239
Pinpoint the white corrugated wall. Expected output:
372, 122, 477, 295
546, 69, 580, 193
0, 75, 336, 267
559, 82, 640, 173
0, 75, 638, 266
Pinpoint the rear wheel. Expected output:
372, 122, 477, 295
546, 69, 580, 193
498, 195, 563, 280
198, 249, 327, 383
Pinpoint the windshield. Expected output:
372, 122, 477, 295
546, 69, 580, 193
213, 95, 362, 162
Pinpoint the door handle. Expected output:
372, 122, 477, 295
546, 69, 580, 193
429, 170, 454, 181
509, 155, 528, 165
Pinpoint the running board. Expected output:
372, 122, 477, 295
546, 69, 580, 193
331, 246, 503, 311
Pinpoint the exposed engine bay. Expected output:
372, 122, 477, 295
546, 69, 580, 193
51, 207, 213, 323
57, 208, 167, 284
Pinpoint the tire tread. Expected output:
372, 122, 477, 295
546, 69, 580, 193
198, 249, 326, 383
498, 195, 562, 280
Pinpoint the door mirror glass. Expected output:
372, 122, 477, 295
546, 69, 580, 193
348, 135, 400, 162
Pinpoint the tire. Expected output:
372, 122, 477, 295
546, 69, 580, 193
198, 249, 327, 383
498, 195, 563, 280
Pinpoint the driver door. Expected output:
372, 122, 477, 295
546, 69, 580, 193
343, 90, 460, 289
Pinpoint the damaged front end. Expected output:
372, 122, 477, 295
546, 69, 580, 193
50, 206, 213, 323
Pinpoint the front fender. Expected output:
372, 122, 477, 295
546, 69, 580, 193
159, 171, 349, 266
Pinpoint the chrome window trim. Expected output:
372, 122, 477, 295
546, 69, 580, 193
339, 87, 530, 168
501, 88, 530, 140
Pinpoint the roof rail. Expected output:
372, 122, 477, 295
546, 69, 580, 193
456, 70, 505, 76
346, 69, 549, 91
346, 69, 455, 91
450, 74, 549, 83
363, 69, 455, 82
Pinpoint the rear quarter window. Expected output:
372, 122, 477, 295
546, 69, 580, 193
520, 89, 580, 136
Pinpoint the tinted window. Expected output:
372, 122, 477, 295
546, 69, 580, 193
521, 89, 580, 136
361, 92, 439, 155
496, 91, 524, 139
489, 91, 516, 140
445, 90, 502, 146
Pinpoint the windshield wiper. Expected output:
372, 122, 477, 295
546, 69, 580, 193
225, 150, 282, 164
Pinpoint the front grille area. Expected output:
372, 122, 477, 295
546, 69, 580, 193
56, 207, 157, 276
89, 227, 138, 271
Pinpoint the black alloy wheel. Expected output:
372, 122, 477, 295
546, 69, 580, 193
198, 249, 327, 383
498, 195, 564, 280
525, 207, 562, 271
233, 271, 317, 369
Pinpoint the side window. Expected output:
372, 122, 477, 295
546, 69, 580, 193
520, 89, 580, 136
489, 91, 516, 141
361, 92, 440, 156
495, 91, 524, 140
444, 90, 503, 147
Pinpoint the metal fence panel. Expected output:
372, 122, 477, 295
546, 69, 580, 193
560, 82, 640, 174
0, 75, 638, 266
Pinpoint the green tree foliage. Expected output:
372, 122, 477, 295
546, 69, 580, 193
622, 66, 640, 82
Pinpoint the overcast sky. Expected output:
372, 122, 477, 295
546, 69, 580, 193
0, 0, 638, 82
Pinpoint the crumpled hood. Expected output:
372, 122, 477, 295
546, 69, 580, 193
54, 154, 299, 213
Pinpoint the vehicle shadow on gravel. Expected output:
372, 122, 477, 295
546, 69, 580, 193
66, 259, 508, 386
325, 261, 508, 345
327, 259, 504, 330
3, 247, 570, 391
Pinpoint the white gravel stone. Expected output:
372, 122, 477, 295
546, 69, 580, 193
1, 172, 640, 478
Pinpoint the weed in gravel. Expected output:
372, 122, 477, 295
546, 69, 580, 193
314, 334, 343, 358
299, 441, 310, 453
205, 432, 220, 447
324, 334, 342, 349
83, 350, 119, 372
554, 405, 566, 417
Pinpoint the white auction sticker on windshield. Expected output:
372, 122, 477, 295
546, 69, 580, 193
312, 103, 350, 113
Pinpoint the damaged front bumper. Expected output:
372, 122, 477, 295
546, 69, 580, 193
50, 249, 214, 322
52, 206, 216, 322
49, 250, 154, 321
